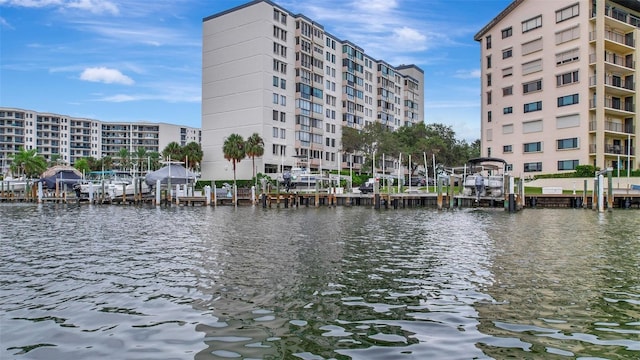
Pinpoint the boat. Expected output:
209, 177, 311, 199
75, 170, 150, 200
462, 157, 508, 199
280, 167, 321, 190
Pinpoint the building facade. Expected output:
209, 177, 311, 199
475, 0, 638, 176
0, 107, 200, 175
201, 0, 424, 180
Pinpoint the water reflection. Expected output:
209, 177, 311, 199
477, 209, 640, 358
0, 204, 638, 359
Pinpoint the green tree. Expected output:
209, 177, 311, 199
245, 133, 264, 181
183, 142, 203, 170
134, 147, 148, 174
9, 147, 47, 178
147, 152, 161, 171
162, 142, 183, 163
223, 133, 246, 193
99, 156, 114, 171
117, 148, 130, 171
74, 158, 91, 175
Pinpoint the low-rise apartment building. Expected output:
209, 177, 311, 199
0, 107, 200, 175
475, 0, 638, 176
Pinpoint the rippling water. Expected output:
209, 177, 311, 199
1, 204, 638, 359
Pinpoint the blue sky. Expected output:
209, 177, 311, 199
0, 0, 511, 142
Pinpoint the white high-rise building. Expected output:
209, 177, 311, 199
0, 107, 200, 175
201, 0, 424, 180
475, 0, 638, 175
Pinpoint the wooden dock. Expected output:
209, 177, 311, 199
2, 189, 640, 209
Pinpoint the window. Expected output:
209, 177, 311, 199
557, 94, 579, 107
524, 101, 542, 113
503, 86, 513, 96
280, 112, 286, 122
556, 3, 579, 23
557, 137, 578, 149
522, 15, 542, 33
523, 79, 542, 93
487, 73, 492, 86
522, 37, 543, 55
556, 70, 579, 86
503, 67, 513, 77
502, 48, 513, 59
487, 91, 492, 105
502, 27, 512, 39
486, 35, 492, 49
522, 59, 542, 75
281, 78, 286, 89
273, 93, 279, 104
503, 124, 514, 134
272, 127, 278, 138
273, 76, 279, 87
273, 110, 278, 121
556, 114, 580, 128
503, 145, 513, 153
486, 55, 492, 69
524, 162, 543, 172
524, 141, 542, 152
558, 160, 579, 170
280, 95, 286, 106
556, 48, 579, 65
556, 25, 580, 44
487, 147, 492, 157
503, 106, 513, 114
488, 111, 492, 122
280, 128, 286, 139
523, 119, 543, 133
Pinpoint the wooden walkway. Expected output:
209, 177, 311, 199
2, 189, 640, 209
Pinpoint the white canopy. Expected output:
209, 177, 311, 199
145, 164, 198, 186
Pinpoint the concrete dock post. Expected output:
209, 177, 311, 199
89, 182, 94, 204
204, 185, 211, 206
156, 179, 161, 205
583, 180, 588, 209
213, 184, 217, 207
437, 181, 443, 210
37, 181, 43, 203
607, 170, 613, 211
598, 174, 605, 213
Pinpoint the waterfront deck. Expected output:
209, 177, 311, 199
3, 188, 639, 209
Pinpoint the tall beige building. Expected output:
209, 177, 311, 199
475, 0, 638, 176
201, 0, 424, 180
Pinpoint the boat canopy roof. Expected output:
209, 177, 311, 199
467, 157, 508, 165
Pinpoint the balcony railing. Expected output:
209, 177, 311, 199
590, 98, 635, 112
604, 52, 635, 69
590, 75, 635, 90
605, 30, 634, 47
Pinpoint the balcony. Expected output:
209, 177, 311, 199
590, 98, 635, 114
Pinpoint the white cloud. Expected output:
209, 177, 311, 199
0, 16, 14, 29
453, 69, 481, 79
67, 0, 119, 15
392, 27, 427, 51
80, 67, 134, 85
352, 0, 398, 13
1, 0, 119, 15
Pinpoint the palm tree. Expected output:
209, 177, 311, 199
135, 147, 148, 174
223, 133, 246, 197
245, 133, 264, 182
162, 142, 183, 164
9, 147, 47, 178
117, 148, 130, 171
183, 141, 203, 171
